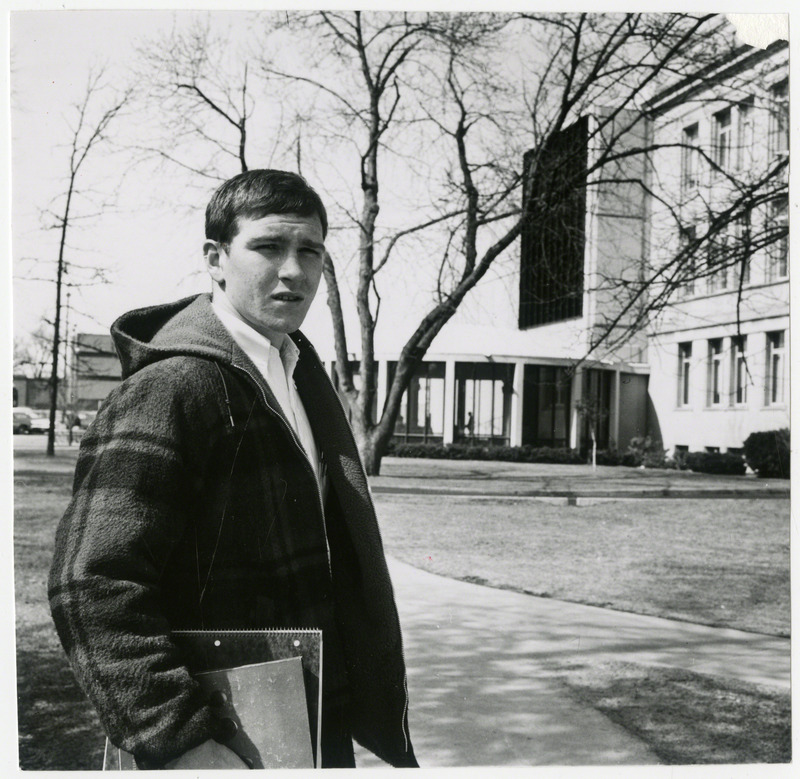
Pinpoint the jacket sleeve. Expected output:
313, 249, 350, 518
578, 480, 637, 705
47, 363, 220, 768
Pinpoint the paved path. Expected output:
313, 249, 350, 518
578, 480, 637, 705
356, 558, 790, 768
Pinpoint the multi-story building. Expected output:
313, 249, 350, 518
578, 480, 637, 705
322, 106, 653, 452
60, 39, 788, 458
644, 41, 789, 454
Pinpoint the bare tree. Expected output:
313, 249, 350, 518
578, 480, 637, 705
135, 11, 788, 473
14, 325, 53, 379
31, 69, 130, 455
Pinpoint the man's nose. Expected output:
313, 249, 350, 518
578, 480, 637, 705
278, 249, 305, 281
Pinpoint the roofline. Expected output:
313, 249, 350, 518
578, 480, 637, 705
647, 39, 788, 115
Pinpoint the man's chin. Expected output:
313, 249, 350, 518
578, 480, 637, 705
251, 316, 306, 341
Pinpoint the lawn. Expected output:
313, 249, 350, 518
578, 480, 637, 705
373, 494, 790, 637
15, 459, 106, 770
14, 451, 791, 768
561, 661, 791, 764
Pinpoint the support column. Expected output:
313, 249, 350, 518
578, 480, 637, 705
443, 359, 456, 445
611, 367, 621, 448
569, 369, 583, 450
510, 361, 525, 447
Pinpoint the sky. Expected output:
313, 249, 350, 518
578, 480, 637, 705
11, 10, 246, 339
6, 7, 789, 360
8, 4, 535, 362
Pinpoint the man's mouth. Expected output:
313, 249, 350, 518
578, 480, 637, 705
271, 292, 304, 302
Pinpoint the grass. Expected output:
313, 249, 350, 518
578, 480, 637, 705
560, 661, 791, 763
14, 451, 791, 768
15, 460, 106, 770
373, 494, 791, 637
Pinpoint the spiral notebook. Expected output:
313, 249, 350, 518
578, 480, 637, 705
102, 628, 323, 770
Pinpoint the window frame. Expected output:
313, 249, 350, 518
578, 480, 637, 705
766, 196, 788, 282
735, 97, 755, 171
766, 331, 785, 406
768, 79, 789, 158
681, 122, 700, 193
713, 107, 732, 174
707, 338, 724, 407
677, 342, 692, 407
730, 335, 748, 406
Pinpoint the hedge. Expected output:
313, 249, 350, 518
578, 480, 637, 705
684, 451, 747, 476
384, 441, 758, 475
744, 429, 790, 478
385, 441, 584, 464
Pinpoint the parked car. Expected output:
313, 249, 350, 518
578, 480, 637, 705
13, 410, 32, 434
29, 411, 53, 434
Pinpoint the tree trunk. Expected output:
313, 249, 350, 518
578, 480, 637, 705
348, 404, 396, 476
591, 427, 597, 471
360, 436, 383, 477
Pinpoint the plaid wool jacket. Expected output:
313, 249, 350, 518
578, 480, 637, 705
48, 293, 416, 768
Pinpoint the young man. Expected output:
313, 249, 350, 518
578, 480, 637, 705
48, 170, 418, 769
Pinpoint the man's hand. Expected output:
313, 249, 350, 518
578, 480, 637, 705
164, 739, 249, 769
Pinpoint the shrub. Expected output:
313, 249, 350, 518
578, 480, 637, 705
684, 451, 746, 476
744, 429, 790, 478
624, 436, 668, 468
595, 449, 623, 466
385, 441, 584, 464
662, 450, 691, 471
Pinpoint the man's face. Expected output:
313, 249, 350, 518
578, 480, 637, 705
205, 212, 325, 341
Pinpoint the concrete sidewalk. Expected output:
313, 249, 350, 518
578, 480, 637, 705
356, 558, 790, 768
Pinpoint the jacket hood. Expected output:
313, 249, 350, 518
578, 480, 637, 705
111, 294, 242, 379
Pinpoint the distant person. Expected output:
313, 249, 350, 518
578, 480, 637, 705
465, 412, 474, 438
48, 170, 418, 770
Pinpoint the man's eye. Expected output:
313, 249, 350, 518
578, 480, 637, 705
300, 247, 322, 257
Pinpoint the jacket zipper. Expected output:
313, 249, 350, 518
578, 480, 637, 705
314, 359, 412, 755
235, 355, 410, 756
231, 362, 332, 580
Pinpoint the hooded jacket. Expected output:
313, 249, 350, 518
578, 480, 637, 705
48, 293, 417, 768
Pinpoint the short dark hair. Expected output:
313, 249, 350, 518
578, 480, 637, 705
205, 169, 328, 244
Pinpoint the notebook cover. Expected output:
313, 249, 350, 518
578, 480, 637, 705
102, 629, 322, 770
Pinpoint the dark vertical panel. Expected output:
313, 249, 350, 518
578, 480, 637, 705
520, 117, 589, 328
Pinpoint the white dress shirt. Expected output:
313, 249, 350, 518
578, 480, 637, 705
211, 293, 326, 499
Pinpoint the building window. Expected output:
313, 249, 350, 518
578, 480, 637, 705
713, 107, 732, 174
734, 213, 752, 286
769, 79, 789, 158
681, 123, 700, 192
706, 225, 730, 293
766, 196, 788, 281
766, 331, 785, 406
707, 339, 723, 406
678, 342, 692, 407
455, 362, 514, 444
388, 361, 446, 443
580, 369, 612, 451
731, 336, 748, 405
735, 98, 755, 171
521, 365, 572, 447
678, 225, 697, 297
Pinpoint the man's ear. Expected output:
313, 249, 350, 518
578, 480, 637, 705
204, 240, 226, 286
